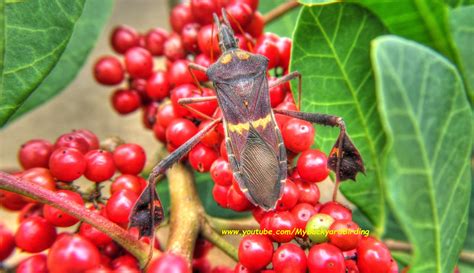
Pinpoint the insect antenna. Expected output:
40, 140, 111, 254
221, 8, 255, 51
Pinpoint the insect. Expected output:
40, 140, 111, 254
129, 12, 365, 237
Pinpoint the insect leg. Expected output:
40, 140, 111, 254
129, 118, 223, 238
178, 96, 218, 121
188, 63, 209, 94
268, 71, 302, 110
273, 109, 365, 201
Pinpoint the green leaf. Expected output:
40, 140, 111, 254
5, 0, 113, 124
372, 35, 472, 273
290, 3, 388, 234
259, 0, 301, 38
297, 0, 341, 4
299, 0, 458, 62
0, 0, 85, 126
444, 0, 474, 7
449, 6, 474, 105
0, 1, 4, 97
157, 171, 249, 219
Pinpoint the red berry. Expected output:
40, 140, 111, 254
111, 255, 139, 271
94, 56, 124, 85
194, 54, 211, 81
267, 211, 296, 243
166, 118, 198, 148
297, 149, 329, 183
73, 129, 100, 150
54, 132, 90, 154
145, 28, 168, 56
0, 224, 15, 261
357, 237, 392, 273
49, 147, 86, 181
193, 238, 214, 259
188, 88, 218, 119
319, 202, 352, 221
295, 179, 320, 205
110, 25, 140, 54
225, 2, 253, 30
124, 47, 153, 79
307, 243, 345, 273
219, 140, 228, 161
199, 120, 222, 147
111, 174, 143, 195
212, 184, 229, 207
170, 4, 194, 33
234, 263, 253, 273
147, 253, 190, 273
233, 0, 259, 11
18, 139, 53, 169
144, 102, 159, 129
106, 189, 138, 225
238, 235, 273, 271
254, 39, 280, 69
276, 38, 291, 70
181, 23, 201, 53
189, 143, 219, 172
210, 158, 233, 186
0, 190, 27, 211
47, 234, 101, 273
169, 60, 195, 86
17, 254, 48, 273
345, 259, 359, 273
227, 185, 252, 211
79, 221, 112, 248
146, 71, 170, 101
272, 243, 307, 273
164, 33, 186, 61
276, 179, 299, 211
282, 118, 315, 153
191, 0, 218, 25
43, 190, 84, 227
157, 102, 179, 128
111, 89, 141, 115
113, 143, 146, 175
198, 24, 220, 58
291, 203, 317, 231
328, 220, 361, 251
19, 167, 56, 202
170, 84, 196, 117
84, 149, 115, 182
15, 216, 56, 253
245, 11, 264, 37
268, 77, 286, 108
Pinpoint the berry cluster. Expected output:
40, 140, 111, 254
236, 199, 399, 273
93, 0, 292, 178
0, 129, 160, 273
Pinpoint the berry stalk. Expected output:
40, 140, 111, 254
0, 171, 153, 268
263, 0, 300, 24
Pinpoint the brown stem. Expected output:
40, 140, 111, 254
201, 219, 239, 261
166, 164, 203, 268
263, 0, 300, 25
0, 171, 152, 268
385, 239, 474, 264
163, 164, 239, 268
207, 215, 259, 230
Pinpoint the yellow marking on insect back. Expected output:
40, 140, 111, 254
220, 53, 233, 64
236, 50, 250, 60
227, 114, 272, 134
228, 122, 250, 134
251, 114, 272, 129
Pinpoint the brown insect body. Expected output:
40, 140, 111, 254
207, 47, 287, 210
